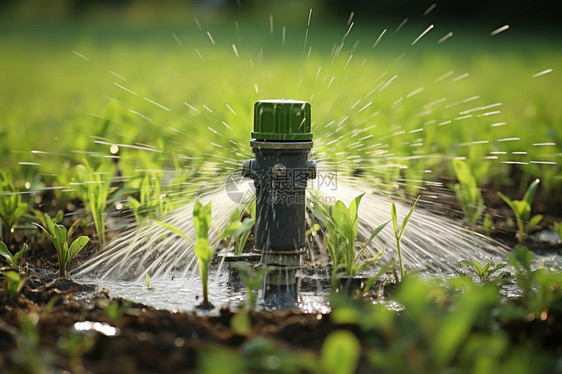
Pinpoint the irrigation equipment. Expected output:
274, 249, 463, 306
242, 99, 316, 309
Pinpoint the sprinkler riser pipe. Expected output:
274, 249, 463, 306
248, 143, 313, 252
244, 100, 316, 309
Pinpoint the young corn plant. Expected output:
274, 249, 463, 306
483, 213, 494, 237
233, 262, 268, 310
320, 330, 360, 374
127, 173, 174, 227
156, 200, 216, 309
498, 179, 542, 244
508, 245, 535, 297
1, 270, 26, 303
314, 194, 389, 278
452, 159, 486, 225
0, 241, 29, 270
38, 214, 90, 278
103, 299, 130, 326
30, 208, 63, 239
74, 160, 114, 246
459, 259, 508, 283
0, 171, 28, 242
145, 273, 154, 290
223, 204, 255, 255
391, 196, 420, 281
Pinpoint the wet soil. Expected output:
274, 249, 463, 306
1, 181, 561, 373
0, 276, 348, 373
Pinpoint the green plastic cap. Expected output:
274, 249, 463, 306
252, 99, 312, 141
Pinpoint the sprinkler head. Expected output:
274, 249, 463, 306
243, 99, 317, 310
252, 99, 313, 141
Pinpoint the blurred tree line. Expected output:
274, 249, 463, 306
1, 0, 561, 28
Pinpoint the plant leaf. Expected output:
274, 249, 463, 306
54, 224, 67, 254
218, 221, 242, 240
473, 261, 483, 274
194, 238, 213, 264
391, 201, 398, 237
193, 200, 212, 239
67, 219, 82, 242
348, 193, 364, 239
128, 196, 141, 214
154, 221, 194, 244
523, 179, 540, 207
364, 220, 390, 248
1, 270, 21, 284
320, 330, 360, 374
53, 210, 64, 224
459, 260, 475, 270
12, 243, 29, 267
527, 214, 543, 231
0, 241, 12, 262
399, 196, 420, 239
45, 214, 56, 237
332, 200, 353, 240
69, 236, 90, 258
508, 245, 533, 273
453, 159, 477, 188
490, 263, 506, 273
30, 207, 47, 228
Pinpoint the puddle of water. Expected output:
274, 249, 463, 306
80, 267, 333, 315
79, 252, 561, 315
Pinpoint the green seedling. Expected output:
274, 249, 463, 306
319, 330, 360, 374
362, 260, 396, 295
192, 199, 213, 309
233, 263, 269, 310
0, 241, 29, 269
145, 273, 154, 290
314, 194, 389, 278
459, 259, 508, 283
156, 200, 216, 309
0, 171, 28, 242
508, 245, 535, 296
74, 160, 114, 246
30, 208, 64, 242
391, 196, 420, 281
230, 310, 252, 336
57, 332, 95, 373
30, 208, 63, 229
1, 270, 26, 303
452, 159, 486, 225
306, 223, 321, 238
483, 213, 494, 237
128, 173, 174, 227
222, 207, 255, 255
37, 214, 90, 278
103, 299, 131, 326
498, 179, 542, 244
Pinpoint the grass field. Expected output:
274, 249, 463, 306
1, 17, 561, 197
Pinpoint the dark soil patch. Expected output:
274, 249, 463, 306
0, 279, 345, 373
1, 181, 560, 373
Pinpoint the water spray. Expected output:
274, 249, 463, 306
242, 99, 316, 309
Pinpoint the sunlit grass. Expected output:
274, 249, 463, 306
1, 19, 561, 195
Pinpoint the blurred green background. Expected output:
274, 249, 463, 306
0, 0, 560, 197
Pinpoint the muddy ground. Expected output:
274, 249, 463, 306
1, 179, 561, 373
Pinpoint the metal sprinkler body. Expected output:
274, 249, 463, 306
242, 99, 316, 309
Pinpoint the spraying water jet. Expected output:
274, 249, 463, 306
242, 99, 316, 310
